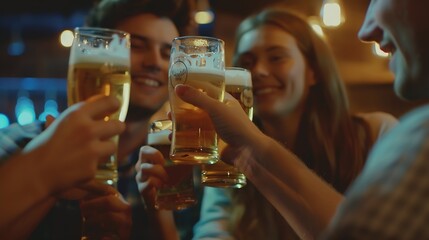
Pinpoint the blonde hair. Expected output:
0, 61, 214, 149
231, 7, 371, 239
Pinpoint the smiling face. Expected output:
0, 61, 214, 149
235, 25, 316, 118
115, 13, 179, 112
358, 0, 429, 100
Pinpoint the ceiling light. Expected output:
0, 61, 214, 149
320, 0, 345, 28
60, 29, 74, 47
195, 0, 214, 25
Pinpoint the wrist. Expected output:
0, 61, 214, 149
247, 129, 275, 161
29, 144, 59, 196
8, 149, 54, 204
234, 133, 274, 177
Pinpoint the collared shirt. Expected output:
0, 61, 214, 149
323, 104, 429, 239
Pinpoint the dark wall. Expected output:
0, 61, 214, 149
347, 83, 429, 119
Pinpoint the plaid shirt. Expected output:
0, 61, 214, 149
0, 121, 44, 163
323, 104, 429, 239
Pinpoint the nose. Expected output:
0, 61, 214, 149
357, 1, 383, 43
252, 59, 270, 81
141, 46, 164, 72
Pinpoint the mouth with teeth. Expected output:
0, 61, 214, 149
379, 42, 396, 56
253, 87, 278, 96
133, 77, 163, 88
379, 41, 397, 72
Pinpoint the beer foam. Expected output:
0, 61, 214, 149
69, 34, 129, 66
225, 68, 252, 86
147, 129, 171, 145
70, 53, 130, 66
186, 66, 224, 76
173, 50, 225, 74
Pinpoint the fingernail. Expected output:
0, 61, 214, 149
175, 84, 188, 96
140, 163, 152, 169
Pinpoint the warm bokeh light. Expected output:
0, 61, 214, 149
194, 10, 214, 24
60, 30, 74, 47
321, 2, 342, 27
308, 17, 325, 38
311, 24, 324, 37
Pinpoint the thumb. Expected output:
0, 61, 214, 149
45, 115, 56, 128
174, 84, 221, 113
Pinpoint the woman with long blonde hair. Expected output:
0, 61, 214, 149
193, 7, 397, 239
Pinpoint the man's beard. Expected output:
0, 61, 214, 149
125, 102, 158, 121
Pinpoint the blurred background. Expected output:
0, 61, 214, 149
1, 0, 427, 128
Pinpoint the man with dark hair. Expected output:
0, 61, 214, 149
86, 0, 195, 36
28, 0, 198, 239
84, 0, 199, 239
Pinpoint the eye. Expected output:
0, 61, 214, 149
131, 38, 148, 51
160, 45, 171, 61
268, 53, 287, 63
130, 34, 151, 51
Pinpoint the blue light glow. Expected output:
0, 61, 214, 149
39, 99, 60, 121
15, 96, 36, 125
0, 113, 10, 128
8, 41, 25, 56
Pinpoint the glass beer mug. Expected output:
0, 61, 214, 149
67, 27, 131, 187
67, 27, 131, 240
201, 67, 253, 188
148, 119, 198, 210
168, 36, 225, 165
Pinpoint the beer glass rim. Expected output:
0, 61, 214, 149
225, 67, 252, 87
172, 35, 224, 44
74, 27, 130, 38
226, 67, 250, 73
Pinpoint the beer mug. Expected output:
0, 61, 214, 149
168, 36, 225, 165
148, 119, 198, 210
201, 67, 253, 188
67, 27, 131, 186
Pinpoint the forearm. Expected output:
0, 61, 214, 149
0, 197, 56, 239
146, 208, 180, 240
236, 136, 343, 238
0, 152, 55, 234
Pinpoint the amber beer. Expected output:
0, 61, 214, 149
67, 27, 131, 187
148, 120, 197, 210
201, 67, 253, 188
169, 36, 225, 165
